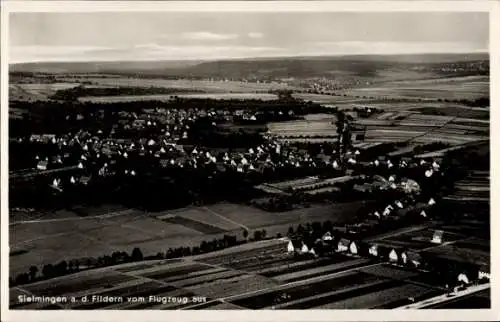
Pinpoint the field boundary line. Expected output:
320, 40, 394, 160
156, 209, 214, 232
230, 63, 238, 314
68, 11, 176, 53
11, 231, 74, 247
364, 224, 432, 242
11, 211, 149, 247
268, 279, 390, 310
396, 283, 490, 309
420, 236, 474, 252
9, 209, 135, 225
201, 206, 250, 232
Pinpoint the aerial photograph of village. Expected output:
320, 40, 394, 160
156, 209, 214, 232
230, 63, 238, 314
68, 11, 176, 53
7, 10, 490, 310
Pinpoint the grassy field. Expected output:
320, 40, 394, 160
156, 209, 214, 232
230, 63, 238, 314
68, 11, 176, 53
267, 119, 337, 137
9, 83, 80, 101
59, 77, 292, 93
338, 76, 489, 101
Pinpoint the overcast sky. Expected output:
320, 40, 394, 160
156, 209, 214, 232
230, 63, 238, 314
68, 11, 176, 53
10, 12, 489, 63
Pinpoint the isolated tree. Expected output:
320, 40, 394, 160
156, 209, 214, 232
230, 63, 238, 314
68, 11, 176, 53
16, 273, 30, 285
131, 247, 144, 261
253, 230, 263, 241
55, 261, 68, 276
74, 260, 80, 271
243, 229, 249, 240
42, 264, 54, 279
261, 229, 267, 239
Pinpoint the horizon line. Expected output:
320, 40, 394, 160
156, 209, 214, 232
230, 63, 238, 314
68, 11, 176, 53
9, 51, 490, 66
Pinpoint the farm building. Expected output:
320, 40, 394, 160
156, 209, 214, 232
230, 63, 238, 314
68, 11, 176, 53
349, 241, 359, 255
287, 239, 302, 254
368, 244, 379, 257
287, 238, 318, 257
36, 160, 48, 171
431, 230, 444, 244
401, 250, 423, 268
367, 243, 392, 261
388, 248, 399, 264
337, 238, 351, 253
322, 231, 334, 243
478, 263, 490, 281
457, 273, 470, 285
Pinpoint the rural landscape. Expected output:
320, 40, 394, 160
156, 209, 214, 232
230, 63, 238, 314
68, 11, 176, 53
7, 11, 490, 311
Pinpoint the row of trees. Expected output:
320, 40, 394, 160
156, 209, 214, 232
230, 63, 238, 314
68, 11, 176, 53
49, 85, 205, 101
437, 97, 489, 107
10, 229, 273, 287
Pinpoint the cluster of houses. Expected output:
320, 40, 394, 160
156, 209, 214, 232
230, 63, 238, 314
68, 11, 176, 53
17, 102, 447, 204
23, 124, 443, 199
285, 229, 490, 287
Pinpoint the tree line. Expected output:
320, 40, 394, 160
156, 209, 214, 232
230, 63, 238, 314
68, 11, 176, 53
10, 229, 272, 287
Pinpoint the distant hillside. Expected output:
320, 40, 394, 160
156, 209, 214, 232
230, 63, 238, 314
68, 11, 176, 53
10, 53, 489, 79
9, 60, 203, 74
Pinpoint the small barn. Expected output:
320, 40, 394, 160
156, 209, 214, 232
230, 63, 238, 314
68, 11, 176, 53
388, 248, 399, 264
457, 272, 471, 286
431, 230, 444, 244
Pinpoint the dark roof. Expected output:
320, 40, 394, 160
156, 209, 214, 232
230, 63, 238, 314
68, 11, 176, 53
289, 239, 302, 249
405, 250, 422, 262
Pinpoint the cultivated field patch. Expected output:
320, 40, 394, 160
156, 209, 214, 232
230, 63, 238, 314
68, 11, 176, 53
267, 120, 337, 137
230, 271, 382, 309
313, 283, 441, 309
23, 271, 136, 297
186, 274, 278, 299
160, 216, 228, 234
139, 263, 211, 281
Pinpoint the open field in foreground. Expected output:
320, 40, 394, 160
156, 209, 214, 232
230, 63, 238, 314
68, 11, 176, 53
11, 238, 460, 310
10, 201, 369, 276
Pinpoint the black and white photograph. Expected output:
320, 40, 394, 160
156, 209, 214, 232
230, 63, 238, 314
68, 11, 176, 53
1, 1, 496, 319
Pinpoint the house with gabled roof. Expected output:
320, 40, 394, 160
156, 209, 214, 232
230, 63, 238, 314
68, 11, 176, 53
388, 248, 399, 264
431, 230, 444, 244
287, 239, 302, 254
349, 241, 359, 255
402, 250, 423, 268
36, 160, 48, 171
337, 238, 351, 253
